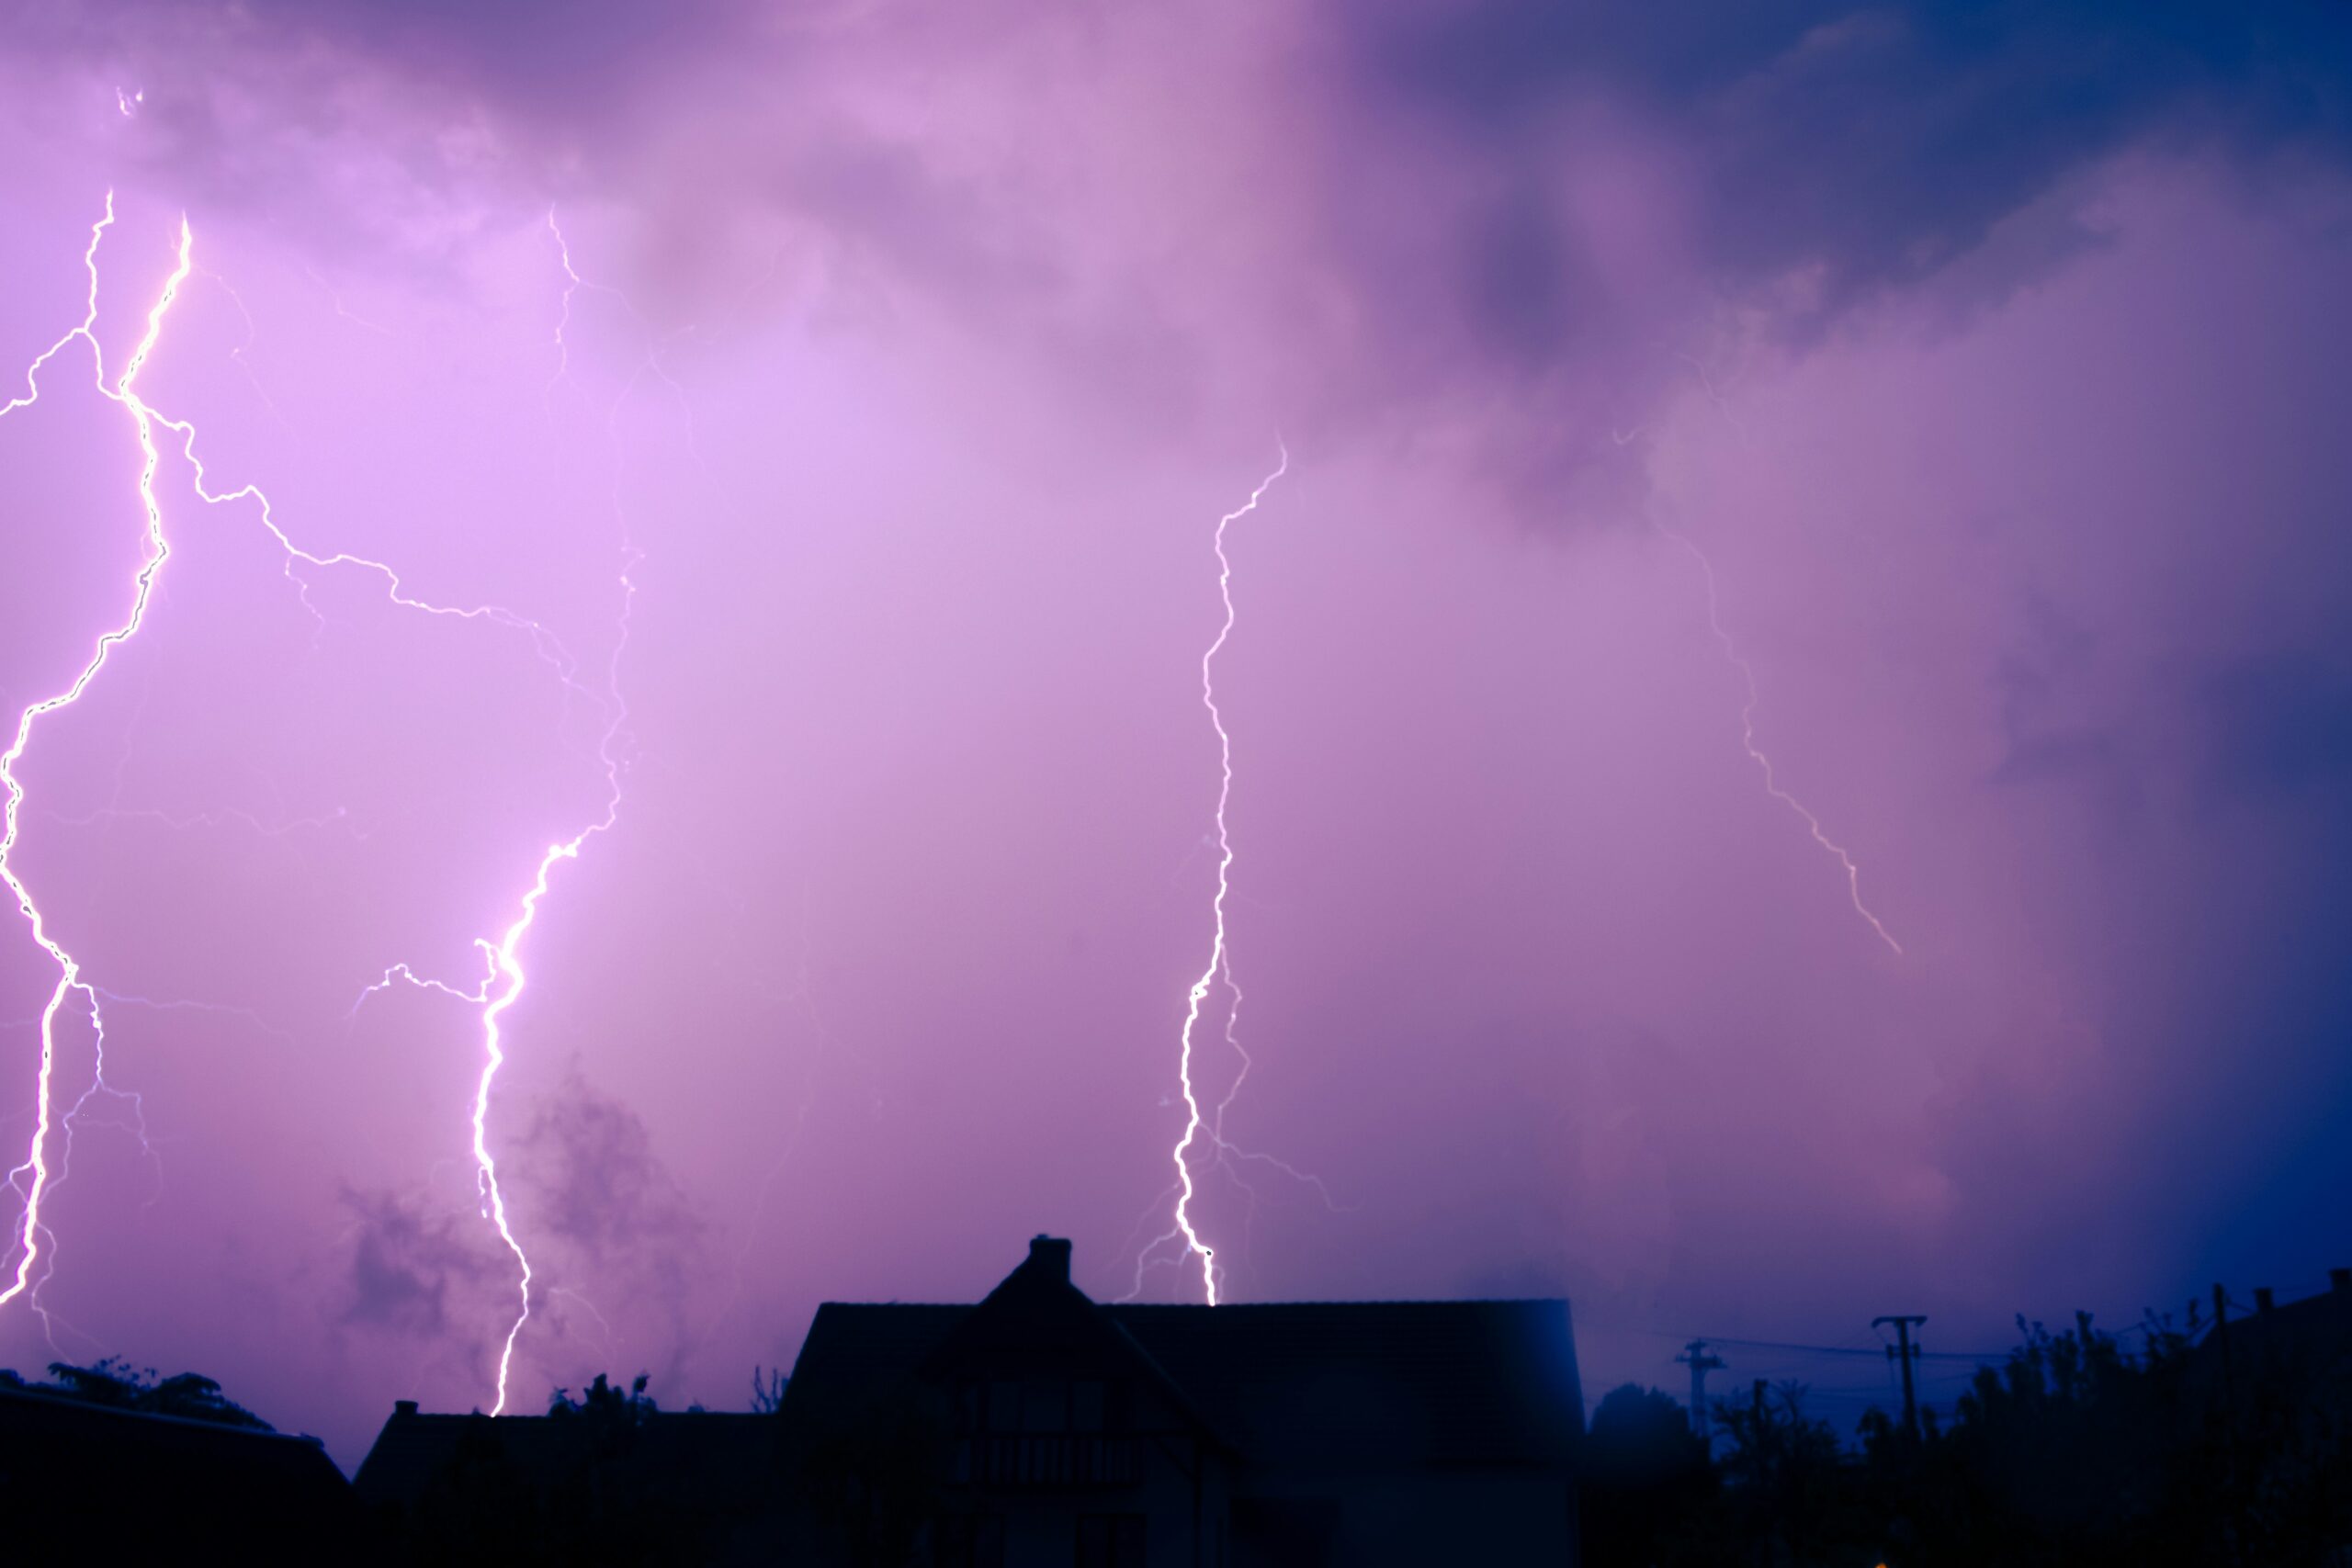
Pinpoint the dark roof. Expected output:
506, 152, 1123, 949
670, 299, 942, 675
354, 1406, 782, 1508
0, 1383, 352, 1552
782, 1243, 1583, 1474
782, 1302, 968, 1434
2199, 1282, 2352, 1382
1108, 1299, 1582, 1470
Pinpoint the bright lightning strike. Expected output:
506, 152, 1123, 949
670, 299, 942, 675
1657, 525, 1903, 955
198, 207, 637, 1415
355, 615, 635, 1424
1, 195, 191, 1318
350, 211, 645, 1413
1142, 446, 1289, 1308
2, 194, 637, 1413
471, 570, 635, 1416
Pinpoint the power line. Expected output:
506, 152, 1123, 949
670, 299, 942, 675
1670, 1333, 2007, 1362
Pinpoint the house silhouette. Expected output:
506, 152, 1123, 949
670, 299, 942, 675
0, 1379, 353, 1557
355, 1234, 1586, 1564
355, 1395, 786, 1561
775, 1235, 1585, 1565
2191, 1269, 2352, 1421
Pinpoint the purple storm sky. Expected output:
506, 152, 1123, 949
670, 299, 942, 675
4, 3, 2351, 1464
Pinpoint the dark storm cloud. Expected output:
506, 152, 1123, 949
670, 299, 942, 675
777, 133, 1058, 307
18, 0, 2346, 475
20, 1, 2352, 311
0, 0, 758, 118
513, 1073, 709, 1388
514, 1071, 702, 1261
340, 1188, 497, 1339
1358, 0, 2352, 309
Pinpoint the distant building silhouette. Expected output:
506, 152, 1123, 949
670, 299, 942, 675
2192, 1269, 2352, 1417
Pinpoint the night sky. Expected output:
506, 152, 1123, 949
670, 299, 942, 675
3, 2, 2350, 1467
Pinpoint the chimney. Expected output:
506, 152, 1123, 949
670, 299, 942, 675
1027, 1235, 1072, 1285
394, 1400, 419, 1418
2255, 1287, 2275, 1314
2332, 1269, 2350, 1296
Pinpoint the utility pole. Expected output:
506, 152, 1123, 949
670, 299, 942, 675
1677, 1340, 1726, 1445
1874, 1314, 1927, 1440
2211, 1282, 2233, 1421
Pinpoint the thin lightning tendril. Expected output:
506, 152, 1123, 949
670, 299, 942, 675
1657, 525, 1902, 955
1631, 359, 1900, 955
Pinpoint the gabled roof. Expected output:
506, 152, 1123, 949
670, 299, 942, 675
910, 1235, 1225, 1444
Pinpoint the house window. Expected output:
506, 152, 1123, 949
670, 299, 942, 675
1076, 1514, 1147, 1567
1072, 1379, 1106, 1431
937, 1513, 1007, 1568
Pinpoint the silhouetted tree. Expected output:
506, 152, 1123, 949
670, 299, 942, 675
1704, 1381, 1876, 1566
549, 1371, 657, 1428
0, 1357, 272, 1428
752, 1365, 788, 1415
1652, 1306, 2352, 1567
1579, 1383, 1715, 1567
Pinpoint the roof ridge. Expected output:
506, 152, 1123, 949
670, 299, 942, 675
1106, 1297, 1570, 1309
0, 1383, 322, 1445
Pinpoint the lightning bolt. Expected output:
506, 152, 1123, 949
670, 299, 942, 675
4, 196, 639, 1414
473, 602, 634, 1416
1657, 524, 1902, 955
350, 210, 644, 1413
201, 207, 638, 1416
1135, 446, 1289, 1308
1, 195, 191, 1319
